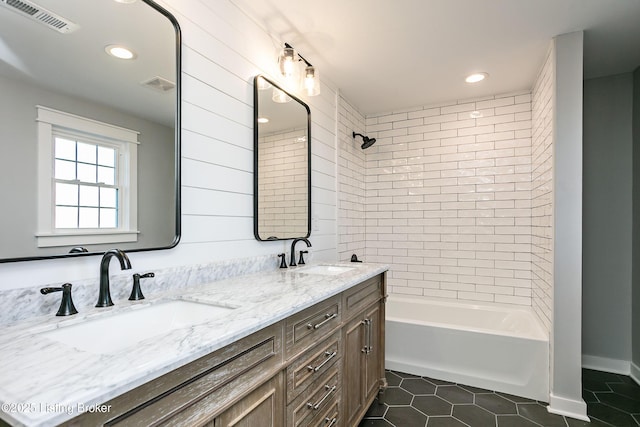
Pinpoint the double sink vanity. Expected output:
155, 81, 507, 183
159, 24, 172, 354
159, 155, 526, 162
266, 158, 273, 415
0, 262, 388, 426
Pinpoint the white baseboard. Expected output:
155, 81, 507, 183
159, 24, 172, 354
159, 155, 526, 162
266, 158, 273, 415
631, 362, 640, 386
547, 393, 589, 421
582, 354, 631, 375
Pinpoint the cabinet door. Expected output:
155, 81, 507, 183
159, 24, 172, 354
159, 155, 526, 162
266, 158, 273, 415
343, 313, 366, 427
364, 303, 382, 402
343, 301, 385, 427
214, 373, 283, 427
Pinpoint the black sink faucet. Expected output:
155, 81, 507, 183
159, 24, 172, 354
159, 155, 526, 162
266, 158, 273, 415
290, 238, 312, 267
96, 249, 132, 307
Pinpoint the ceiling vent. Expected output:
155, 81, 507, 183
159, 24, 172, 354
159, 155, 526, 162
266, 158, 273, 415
141, 76, 176, 93
0, 0, 79, 34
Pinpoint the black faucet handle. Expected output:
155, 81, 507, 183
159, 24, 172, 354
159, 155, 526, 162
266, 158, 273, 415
278, 253, 288, 269
298, 250, 308, 265
129, 272, 154, 301
40, 283, 78, 316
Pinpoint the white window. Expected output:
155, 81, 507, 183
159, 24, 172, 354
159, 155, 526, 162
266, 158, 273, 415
36, 106, 139, 247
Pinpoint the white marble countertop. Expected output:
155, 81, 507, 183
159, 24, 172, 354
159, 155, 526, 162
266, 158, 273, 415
0, 262, 387, 427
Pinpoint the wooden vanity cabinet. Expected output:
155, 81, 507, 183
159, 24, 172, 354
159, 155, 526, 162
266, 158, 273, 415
62, 273, 385, 427
61, 322, 284, 427
342, 277, 386, 427
210, 373, 284, 427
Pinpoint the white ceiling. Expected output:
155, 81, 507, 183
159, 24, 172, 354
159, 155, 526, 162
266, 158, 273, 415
230, 0, 640, 115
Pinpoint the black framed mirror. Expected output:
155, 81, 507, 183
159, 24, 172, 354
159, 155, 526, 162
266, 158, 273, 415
0, 0, 181, 262
253, 75, 311, 241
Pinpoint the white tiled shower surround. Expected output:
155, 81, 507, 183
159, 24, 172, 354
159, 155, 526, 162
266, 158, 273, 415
531, 47, 555, 333
337, 70, 555, 332
338, 93, 367, 260
360, 93, 535, 306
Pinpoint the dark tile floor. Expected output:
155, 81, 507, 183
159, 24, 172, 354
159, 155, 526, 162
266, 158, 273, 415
359, 369, 640, 427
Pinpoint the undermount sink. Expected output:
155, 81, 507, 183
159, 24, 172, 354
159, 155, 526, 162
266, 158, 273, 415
41, 300, 236, 355
301, 265, 355, 276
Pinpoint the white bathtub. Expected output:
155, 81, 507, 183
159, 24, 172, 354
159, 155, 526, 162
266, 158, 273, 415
385, 295, 549, 401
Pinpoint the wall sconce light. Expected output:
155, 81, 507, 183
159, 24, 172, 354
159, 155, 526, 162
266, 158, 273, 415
277, 42, 321, 97
278, 45, 298, 80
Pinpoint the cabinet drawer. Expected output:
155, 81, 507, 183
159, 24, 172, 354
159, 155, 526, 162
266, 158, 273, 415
82, 323, 283, 427
286, 330, 341, 403
309, 401, 339, 427
287, 366, 340, 427
342, 275, 383, 320
212, 373, 284, 427
285, 295, 341, 358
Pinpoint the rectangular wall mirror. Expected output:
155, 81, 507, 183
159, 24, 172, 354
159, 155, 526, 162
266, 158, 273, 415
254, 75, 311, 241
0, 0, 181, 262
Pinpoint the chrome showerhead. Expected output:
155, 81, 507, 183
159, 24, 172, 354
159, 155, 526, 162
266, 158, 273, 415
352, 132, 376, 150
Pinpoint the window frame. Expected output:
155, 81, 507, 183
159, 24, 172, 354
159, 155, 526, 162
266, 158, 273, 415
36, 106, 139, 248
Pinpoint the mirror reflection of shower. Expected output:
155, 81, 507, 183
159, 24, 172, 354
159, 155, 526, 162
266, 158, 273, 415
352, 132, 376, 149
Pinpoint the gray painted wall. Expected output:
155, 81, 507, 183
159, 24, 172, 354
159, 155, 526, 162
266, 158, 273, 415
633, 67, 640, 374
582, 74, 633, 365
0, 75, 175, 258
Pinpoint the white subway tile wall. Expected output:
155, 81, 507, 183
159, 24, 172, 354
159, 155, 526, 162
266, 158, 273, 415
363, 93, 534, 305
531, 46, 555, 332
257, 129, 309, 239
338, 95, 367, 260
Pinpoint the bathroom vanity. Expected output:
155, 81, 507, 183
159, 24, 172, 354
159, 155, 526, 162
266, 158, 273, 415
0, 263, 387, 427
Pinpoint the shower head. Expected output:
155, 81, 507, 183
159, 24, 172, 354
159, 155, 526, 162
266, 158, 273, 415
352, 132, 376, 150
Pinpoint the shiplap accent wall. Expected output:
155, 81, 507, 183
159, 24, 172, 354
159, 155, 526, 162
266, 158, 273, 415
0, 0, 338, 290
531, 46, 555, 333
337, 94, 367, 261
172, 0, 338, 262
363, 94, 534, 306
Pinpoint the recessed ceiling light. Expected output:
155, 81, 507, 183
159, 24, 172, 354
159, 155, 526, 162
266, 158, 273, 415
465, 72, 488, 83
105, 45, 137, 60
114, 0, 137, 3
258, 117, 269, 124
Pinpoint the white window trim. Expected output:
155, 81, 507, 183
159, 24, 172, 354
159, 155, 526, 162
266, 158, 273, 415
35, 106, 140, 248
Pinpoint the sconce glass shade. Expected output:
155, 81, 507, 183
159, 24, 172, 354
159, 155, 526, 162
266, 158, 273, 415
303, 65, 321, 96
272, 87, 292, 103
278, 47, 298, 79
256, 76, 272, 90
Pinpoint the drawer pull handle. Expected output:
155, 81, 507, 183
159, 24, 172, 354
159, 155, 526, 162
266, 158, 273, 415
307, 385, 337, 410
325, 417, 338, 426
307, 313, 337, 330
307, 351, 337, 372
